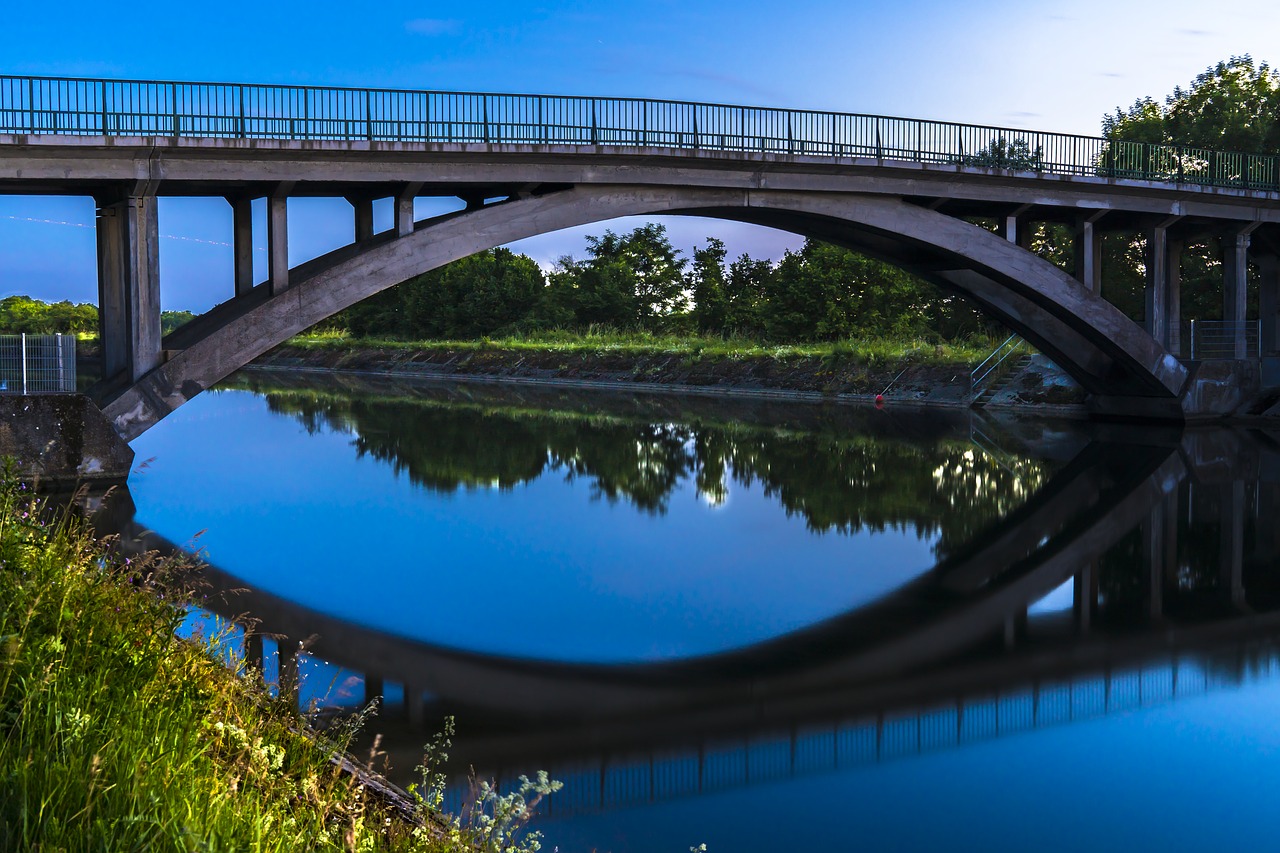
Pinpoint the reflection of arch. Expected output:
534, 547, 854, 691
105, 439, 1182, 717
100, 186, 1187, 441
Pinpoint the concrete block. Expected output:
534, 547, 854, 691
0, 394, 133, 486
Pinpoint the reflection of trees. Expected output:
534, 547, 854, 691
262, 391, 1050, 558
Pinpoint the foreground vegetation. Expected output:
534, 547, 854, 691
0, 475, 557, 851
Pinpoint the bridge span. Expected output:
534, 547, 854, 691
5, 75, 1280, 435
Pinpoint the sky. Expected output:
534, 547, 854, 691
2, 0, 1278, 311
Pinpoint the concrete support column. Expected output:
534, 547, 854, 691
1258, 254, 1280, 356
1073, 560, 1097, 633
1073, 212, 1106, 293
348, 195, 375, 243
95, 193, 162, 383
1223, 229, 1253, 358
395, 183, 422, 238
1142, 496, 1177, 621
1220, 481, 1246, 609
267, 184, 292, 295
1144, 217, 1182, 349
1000, 204, 1034, 250
1002, 607, 1027, 649
229, 196, 255, 297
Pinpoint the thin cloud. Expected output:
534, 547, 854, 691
405, 18, 461, 36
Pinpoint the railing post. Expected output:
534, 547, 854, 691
1190, 319, 1197, 360
238, 86, 245, 139
591, 99, 598, 144
365, 90, 373, 142
171, 83, 179, 137
100, 80, 108, 135
56, 333, 65, 391
20, 333, 27, 395
27, 78, 34, 134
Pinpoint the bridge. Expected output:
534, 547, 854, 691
5, 75, 1280, 437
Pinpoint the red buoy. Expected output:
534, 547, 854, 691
875, 394, 884, 408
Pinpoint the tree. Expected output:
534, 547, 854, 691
1104, 56, 1280, 154
689, 238, 728, 333
583, 225, 688, 327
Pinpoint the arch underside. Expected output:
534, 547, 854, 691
99, 184, 1188, 442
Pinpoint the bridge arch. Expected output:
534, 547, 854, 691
101, 185, 1188, 440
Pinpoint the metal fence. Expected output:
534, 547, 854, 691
2, 75, 1279, 190
0, 333, 77, 393
1182, 320, 1260, 359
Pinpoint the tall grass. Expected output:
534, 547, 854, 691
0, 475, 552, 851
287, 327, 1001, 366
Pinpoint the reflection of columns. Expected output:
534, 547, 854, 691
348, 195, 375, 243
1073, 212, 1106, 293
395, 182, 423, 238
95, 193, 162, 382
405, 685, 425, 726
1259, 254, 1280, 356
1143, 496, 1177, 620
1073, 561, 1097, 633
1003, 608, 1027, 648
1145, 217, 1183, 349
229, 196, 255, 297
277, 640, 299, 704
364, 674, 383, 706
267, 184, 292, 295
1220, 481, 1246, 608
243, 632, 264, 673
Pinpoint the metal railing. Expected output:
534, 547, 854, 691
1183, 319, 1261, 359
1, 74, 1279, 190
0, 333, 77, 394
970, 334, 1027, 398
444, 655, 1222, 818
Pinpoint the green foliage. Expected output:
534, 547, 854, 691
0, 295, 97, 334
1103, 55, 1280, 153
0, 470, 551, 851
161, 310, 197, 335
958, 137, 1044, 171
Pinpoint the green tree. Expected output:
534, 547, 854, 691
689, 238, 729, 333
583, 224, 688, 327
1104, 56, 1280, 153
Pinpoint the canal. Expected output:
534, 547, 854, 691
105, 370, 1280, 852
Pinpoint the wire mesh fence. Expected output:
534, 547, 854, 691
0, 334, 77, 394
1181, 320, 1260, 359
2, 74, 1280, 190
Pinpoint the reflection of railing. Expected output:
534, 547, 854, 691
467, 657, 1224, 819
1183, 320, 1261, 359
0, 333, 76, 394
3, 75, 1280, 190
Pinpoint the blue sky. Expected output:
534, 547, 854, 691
2, 0, 1278, 311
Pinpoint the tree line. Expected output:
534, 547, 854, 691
334, 228, 994, 342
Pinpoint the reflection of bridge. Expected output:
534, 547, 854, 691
93, 425, 1280, 809
5, 76, 1280, 435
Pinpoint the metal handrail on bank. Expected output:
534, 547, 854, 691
2, 74, 1280, 190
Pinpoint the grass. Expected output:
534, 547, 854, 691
0, 473, 555, 852
286, 327, 1001, 367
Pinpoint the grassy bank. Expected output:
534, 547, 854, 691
285, 328, 998, 367
0, 476, 554, 851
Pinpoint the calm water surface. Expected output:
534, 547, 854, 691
112, 372, 1280, 852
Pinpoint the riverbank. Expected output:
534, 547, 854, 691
0, 475, 552, 851
248, 336, 1087, 413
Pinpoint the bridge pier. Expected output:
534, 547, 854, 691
1224, 227, 1255, 358
268, 185, 291, 294
1259, 254, 1280, 356
95, 192, 161, 383
348, 195, 376, 243
228, 196, 255, 297
1144, 218, 1183, 352
1073, 212, 1106, 293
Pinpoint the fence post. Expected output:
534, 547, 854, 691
56, 333, 64, 391
20, 333, 27, 395
1190, 319, 1197, 360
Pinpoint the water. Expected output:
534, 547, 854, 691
104, 370, 1280, 852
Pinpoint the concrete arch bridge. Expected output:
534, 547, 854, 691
4, 75, 1280, 437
